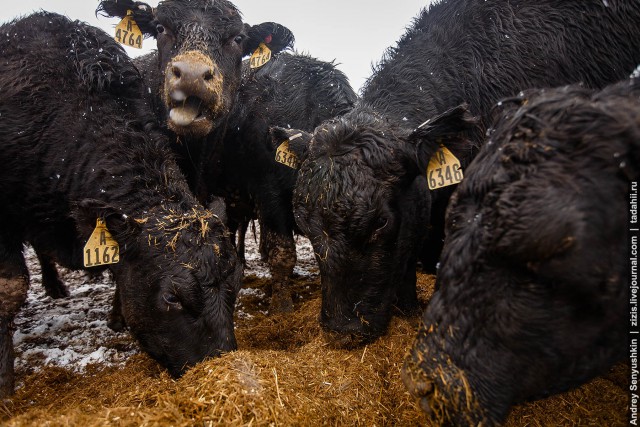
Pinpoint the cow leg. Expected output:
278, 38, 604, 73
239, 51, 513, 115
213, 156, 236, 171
36, 251, 69, 299
107, 283, 126, 332
0, 242, 29, 398
223, 218, 248, 265
236, 220, 248, 265
258, 218, 269, 263
394, 254, 420, 316
262, 228, 296, 313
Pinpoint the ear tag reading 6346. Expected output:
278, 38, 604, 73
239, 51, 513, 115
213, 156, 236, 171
250, 42, 272, 69
275, 133, 303, 169
83, 218, 120, 267
427, 145, 464, 190
114, 10, 143, 49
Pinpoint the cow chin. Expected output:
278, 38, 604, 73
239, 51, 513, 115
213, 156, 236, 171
167, 111, 216, 137
166, 97, 226, 137
134, 327, 238, 379
163, 347, 225, 378
319, 303, 391, 348
321, 328, 374, 350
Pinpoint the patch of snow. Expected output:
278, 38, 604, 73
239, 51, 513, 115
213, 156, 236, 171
14, 246, 136, 377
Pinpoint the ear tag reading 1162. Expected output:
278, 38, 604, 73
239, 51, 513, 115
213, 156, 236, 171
427, 145, 464, 190
275, 133, 303, 169
250, 42, 272, 69
114, 10, 143, 49
83, 218, 120, 267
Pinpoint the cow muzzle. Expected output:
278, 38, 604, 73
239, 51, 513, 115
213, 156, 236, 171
164, 50, 224, 136
319, 309, 380, 349
401, 356, 436, 415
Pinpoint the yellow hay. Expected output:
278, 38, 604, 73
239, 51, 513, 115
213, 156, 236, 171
1, 273, 628, 426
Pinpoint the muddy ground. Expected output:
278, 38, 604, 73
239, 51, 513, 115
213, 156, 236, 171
0, 227, 630, 426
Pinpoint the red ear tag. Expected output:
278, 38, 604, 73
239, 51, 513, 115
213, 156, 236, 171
264, 34, 272, 44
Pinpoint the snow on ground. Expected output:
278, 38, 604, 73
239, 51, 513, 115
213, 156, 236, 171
13, 225, 317, 378
14, 248, 137, 375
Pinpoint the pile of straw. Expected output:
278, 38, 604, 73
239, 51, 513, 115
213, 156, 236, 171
1, 273, 628, 426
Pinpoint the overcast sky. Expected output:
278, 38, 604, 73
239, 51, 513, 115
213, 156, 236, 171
0, 0, 432, 93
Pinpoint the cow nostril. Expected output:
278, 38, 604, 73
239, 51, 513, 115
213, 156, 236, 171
203, 70, 214, 81
172, 66, 182, 79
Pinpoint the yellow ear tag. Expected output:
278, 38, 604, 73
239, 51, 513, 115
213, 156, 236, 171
114, 10, 143, 49
250, 42, 272, 69
83, 218, 120, 267
275, 133, 303, 169
427, 145, 464, 190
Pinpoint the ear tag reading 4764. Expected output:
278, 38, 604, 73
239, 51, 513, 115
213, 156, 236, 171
114, 10, 143, 49
250, 42, 272, 69
83, 218, 120, 267
427, 145, 464, 190
275, 133, 303, 169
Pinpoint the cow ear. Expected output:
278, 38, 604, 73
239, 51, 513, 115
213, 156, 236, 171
73, 199, 141, 241
244, 22, 294, 57
208, 196, 228, 225
97, 0, 157, 37
409, 104, 482, 175
269, 126, 313, 166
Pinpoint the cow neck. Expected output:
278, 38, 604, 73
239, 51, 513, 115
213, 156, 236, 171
171, 120, 229, 205
78, 108, 202, 222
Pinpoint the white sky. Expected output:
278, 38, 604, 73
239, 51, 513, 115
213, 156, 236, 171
0, 1, 432, 93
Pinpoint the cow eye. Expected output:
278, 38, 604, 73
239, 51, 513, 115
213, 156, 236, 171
162, 292, 181, 308
156, 24, 165, 34
233, 35, 244, 44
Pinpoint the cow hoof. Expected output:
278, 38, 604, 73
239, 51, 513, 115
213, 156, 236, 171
107, 315, 126, 332
44, 284, 69, 299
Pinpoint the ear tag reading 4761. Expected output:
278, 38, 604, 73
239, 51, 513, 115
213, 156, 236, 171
114, 10, 143, 49
250, 42, 272, 69
275, 133, 303, 169
427, 145, 464, 190
83, 218, 120, 267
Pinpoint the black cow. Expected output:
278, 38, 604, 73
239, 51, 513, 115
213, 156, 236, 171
97, 0, 294, 201
0, 12, 242, 397
402, 78, 640, 426
217, 52, 356, 311
285, 0, 640, 345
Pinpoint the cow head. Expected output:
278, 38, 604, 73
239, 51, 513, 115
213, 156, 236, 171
76, 200, 242, 377
402, 81, 639, 425
289, 105, 479, 346
98, 0, 294, 137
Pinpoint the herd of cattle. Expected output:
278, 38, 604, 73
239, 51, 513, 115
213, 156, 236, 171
0, 0, 638, 424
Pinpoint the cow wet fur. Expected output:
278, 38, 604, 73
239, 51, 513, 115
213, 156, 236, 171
402, 79, 640, 425
0, 12, 243, 395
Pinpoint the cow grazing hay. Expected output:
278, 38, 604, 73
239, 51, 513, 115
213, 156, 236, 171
0, 272, 629, 426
